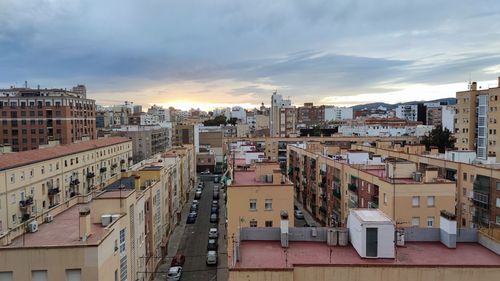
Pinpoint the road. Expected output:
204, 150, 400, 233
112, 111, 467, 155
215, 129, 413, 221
176, 177, 224, 281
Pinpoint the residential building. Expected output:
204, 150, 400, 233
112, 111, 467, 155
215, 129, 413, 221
0, 137, 132, 233
229, 210, 500, 281
297, 103, 325, 127
395, 103, 426, 124
324, 106, 353, 122
173, 124, 199, 151
113, 125, 170, 163
288, 144, 455, 227
338, 117, 431, 137
270, 91, 296, 137
0, 86, 96, 151
426, 107, 443, 128
227, 161, 294, 266
455, 79, 500, 159
442, 105, 456, 132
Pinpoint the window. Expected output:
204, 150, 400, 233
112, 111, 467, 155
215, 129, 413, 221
411, 217, 420, 226
463, 187, 467, 196
32, 270, 48, 281
427, 216, 434, 227
265, 199, 272, 210
383, 193, 387, 205
10, 194, 15, 204
12, 214, 16, 223
496, 197, 500, 208
427, 196, 435, 207
497, 182, 500, 191
249, 219, 257, 227
412, 196, 420, 207
0, 272, 13, 281
66, 269, 81, 281
265, 221, 273, 227
463, 173, 467, 181
249, 199, 257, 211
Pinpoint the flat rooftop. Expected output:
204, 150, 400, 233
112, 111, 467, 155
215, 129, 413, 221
104, 176, 136, 191
4, 203, 108, 248
235, 241, 500, 269
97, 189, 135, 199
233, 170, 291, 186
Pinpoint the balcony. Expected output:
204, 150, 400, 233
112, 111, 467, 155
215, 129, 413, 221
19, 196, 34, 209
70, 179, 80, 186
86, 172, 95, 179
111, 163, 118, 169
333, 189, 341, 200
100, 167, 107, 173
319, 206, 327, 214
48, 187, 60, 196
120, 159, 126, 164
348, 183, 358, 193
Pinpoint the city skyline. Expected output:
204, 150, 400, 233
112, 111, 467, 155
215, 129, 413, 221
1, 1, 500, 110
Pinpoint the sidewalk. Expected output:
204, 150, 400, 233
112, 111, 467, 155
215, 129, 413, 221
153, 187, 194, 281
217, 185, 228, 281
294, 198, 322, 226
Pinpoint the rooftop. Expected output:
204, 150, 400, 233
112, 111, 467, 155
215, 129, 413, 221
235, 241, 500, 269
104, 177, 136, 191
4, 203, 108, 248
233, 170, 291, 186
0, 137, 130, 171
97, 189, 135, 199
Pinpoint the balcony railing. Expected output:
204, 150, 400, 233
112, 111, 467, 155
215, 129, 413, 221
19, 196, 34, 209
120, 159, 126, 164
86, 172, 95, 179
48, 187, 60, 196
70, 179, 80, 186
100, 167, 107, 173
348, 183, 358, 193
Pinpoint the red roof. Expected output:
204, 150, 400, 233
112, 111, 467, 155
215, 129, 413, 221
0, 137, 130, 171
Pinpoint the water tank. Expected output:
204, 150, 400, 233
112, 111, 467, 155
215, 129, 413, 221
414, 172, 422, 182
327, 228, 338, 246
101, 214, 112, 226
337, 227, 348, 246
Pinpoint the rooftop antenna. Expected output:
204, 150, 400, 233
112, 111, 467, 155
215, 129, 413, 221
24, 80, 28, 88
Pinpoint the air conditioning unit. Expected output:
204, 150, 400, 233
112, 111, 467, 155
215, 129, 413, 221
45, 214, 54, 223
27, 221, 38, 233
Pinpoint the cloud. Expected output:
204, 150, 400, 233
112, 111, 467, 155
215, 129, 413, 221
1, 0, 500, 108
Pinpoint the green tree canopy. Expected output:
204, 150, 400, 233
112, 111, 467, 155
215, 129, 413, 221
203, 115, 227, 126
421, 126, 456, 153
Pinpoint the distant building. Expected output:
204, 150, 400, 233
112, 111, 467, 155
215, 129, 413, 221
0, 86, 96, 151
441, 105, 456, 132
113, 125, 170, 162
455, 79, 500, 160
395, 103, 427, 124
297, 103, 325, 126
324, 106, 354, 121
270, 91, 295, 137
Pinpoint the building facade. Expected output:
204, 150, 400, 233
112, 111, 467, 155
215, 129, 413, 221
113, 125, 170, 163
0, 86, 96, 151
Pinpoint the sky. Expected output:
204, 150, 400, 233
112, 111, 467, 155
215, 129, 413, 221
1, 0, 500, 111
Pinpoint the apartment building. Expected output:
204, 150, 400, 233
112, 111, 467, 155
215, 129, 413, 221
455, 79, 500, 159
270, 91, 296, 137
395, 103, 427, 124
227, 161, 294, 267
173, 123, 199, 149
324, 106, 353, 122
0, 86, 96, 151
288, 144, 455, 228
350, 141, 500, 228
297, 103, 325, 127
0, 137, 132, 233
113, 125, 170, 163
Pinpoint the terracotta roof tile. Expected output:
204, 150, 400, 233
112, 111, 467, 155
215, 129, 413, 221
0, 137, 130, 171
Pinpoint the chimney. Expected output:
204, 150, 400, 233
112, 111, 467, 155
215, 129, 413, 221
280, 210, 289, 248
439, 210, 457, 248
424, 168, 438, 183
79, 207, 91, 241
471, 82, 477, 91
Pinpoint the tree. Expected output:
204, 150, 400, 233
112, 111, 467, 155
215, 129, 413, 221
227, 117, 238, 126
421, 126, 456, 153
203, 115, 227, 126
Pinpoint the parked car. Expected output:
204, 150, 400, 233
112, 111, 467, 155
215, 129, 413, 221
294, 210, 304, 219
213, 176, 219, 183
210, 213, 218, 223
198, 182, 204, 188
213, 192, 219, 200
166, 266, 182, 281
213, 186, 219, 192
190, 204, 198, 212
192, 199, 199, 206
211, 207, 218, 214
209, 228, 218, 239
201, 169, 210, 175
195, 191, 202, 199
212, 200, 218, 206
294, 205, 299, 211
206, 250, 218, 265
186, 213, 196, 224
207, 238, 218, 251
171, 254, 185, 267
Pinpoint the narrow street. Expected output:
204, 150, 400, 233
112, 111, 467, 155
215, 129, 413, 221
154, 175, 227, 281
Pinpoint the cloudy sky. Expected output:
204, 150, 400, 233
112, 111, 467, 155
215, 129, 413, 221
1, 0, 500, 110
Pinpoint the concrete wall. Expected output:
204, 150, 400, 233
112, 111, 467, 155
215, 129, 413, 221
230, 266, 500, 281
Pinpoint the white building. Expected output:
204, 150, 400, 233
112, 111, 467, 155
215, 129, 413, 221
270, 91, 293, 137
395, 104, 418, 121
441, 105, 455, 132
324, 106, 353, 121
230, 106, 247, 122
140, 113, 160, 125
